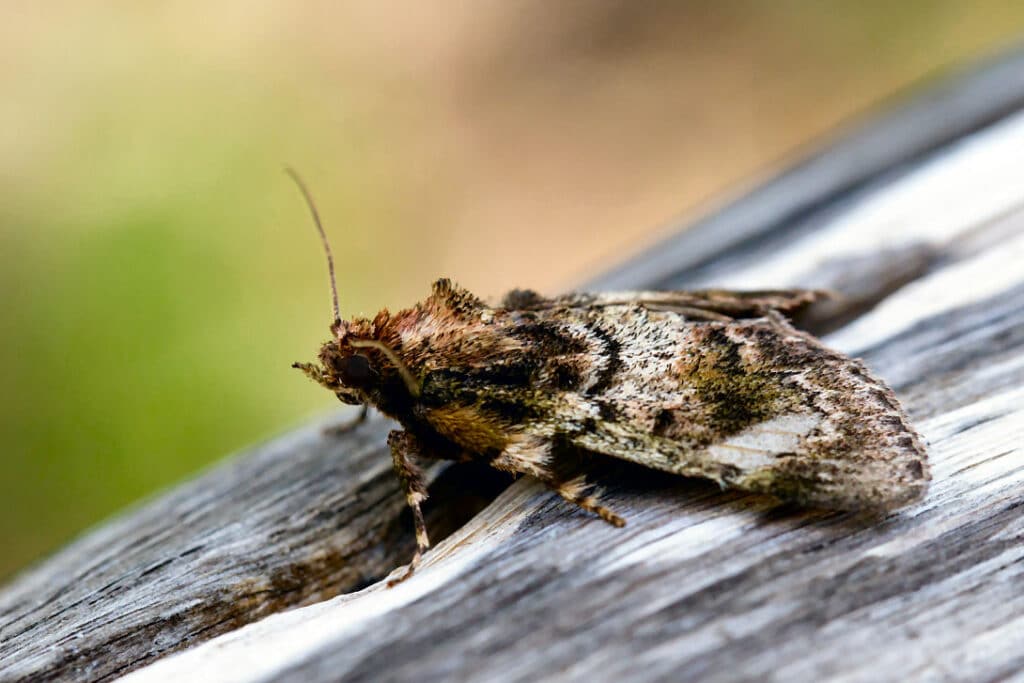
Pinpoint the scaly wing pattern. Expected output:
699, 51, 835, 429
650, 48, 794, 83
413, 282, 926, 512
523, 302, 928, 512
501, 288, 825, 320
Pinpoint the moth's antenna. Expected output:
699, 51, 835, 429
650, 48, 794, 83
285, 167, 341, 328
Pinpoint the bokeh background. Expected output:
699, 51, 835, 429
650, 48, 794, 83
3, 1, 1024, 582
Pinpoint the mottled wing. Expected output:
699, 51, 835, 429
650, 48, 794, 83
411, 281, 925, 511
502, 288, 825, 321
527, 304, 929, 512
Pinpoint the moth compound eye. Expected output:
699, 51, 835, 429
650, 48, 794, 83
339, 354, 373, 387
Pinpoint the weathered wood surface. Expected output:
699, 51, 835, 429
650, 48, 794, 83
3, 49, 1024, 683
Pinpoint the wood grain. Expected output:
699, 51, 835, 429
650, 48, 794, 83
3, 48, 1024, 683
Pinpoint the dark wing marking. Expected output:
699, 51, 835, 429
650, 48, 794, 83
523, 309, 928, 512
421, 283, 924, 512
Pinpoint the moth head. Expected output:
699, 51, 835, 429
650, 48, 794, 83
318, 341, 380, 405
296, 333, 420, 406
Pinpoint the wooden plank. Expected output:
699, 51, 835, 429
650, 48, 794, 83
112, 108, 1024, 683
3, 49, 1024, 683
0, 421, 506, 682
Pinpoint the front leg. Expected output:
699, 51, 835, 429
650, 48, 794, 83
323, 405, 369, 437
386, 430, 431, 586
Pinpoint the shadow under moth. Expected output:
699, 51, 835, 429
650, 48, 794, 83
289, 173, 930, 586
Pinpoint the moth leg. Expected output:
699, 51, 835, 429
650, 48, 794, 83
488, 434, 549, 477
491, 435, 626, 527
549, 474, 626, 528
323, 405, 369, 437
386, 430, 430, 587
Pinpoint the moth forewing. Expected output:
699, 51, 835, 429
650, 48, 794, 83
552, 313, 929, 513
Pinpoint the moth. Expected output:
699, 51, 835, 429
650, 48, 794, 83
288, 173, 930, 585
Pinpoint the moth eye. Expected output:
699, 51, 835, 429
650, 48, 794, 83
340, 354, 373, 387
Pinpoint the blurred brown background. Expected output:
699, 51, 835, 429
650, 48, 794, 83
3, 1, 1024, 582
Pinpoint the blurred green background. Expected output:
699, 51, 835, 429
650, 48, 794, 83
3, 1, 1024, 582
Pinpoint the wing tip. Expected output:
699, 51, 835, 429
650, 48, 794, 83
734, 443, 931, 514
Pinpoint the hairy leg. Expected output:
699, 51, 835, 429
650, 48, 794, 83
491, 434, 626, 527
549, 474, 625, 527
386, 430, 430, 586
323, 404, 369, 437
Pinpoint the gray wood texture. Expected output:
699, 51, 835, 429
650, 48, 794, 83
4, 46, 1024, 683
